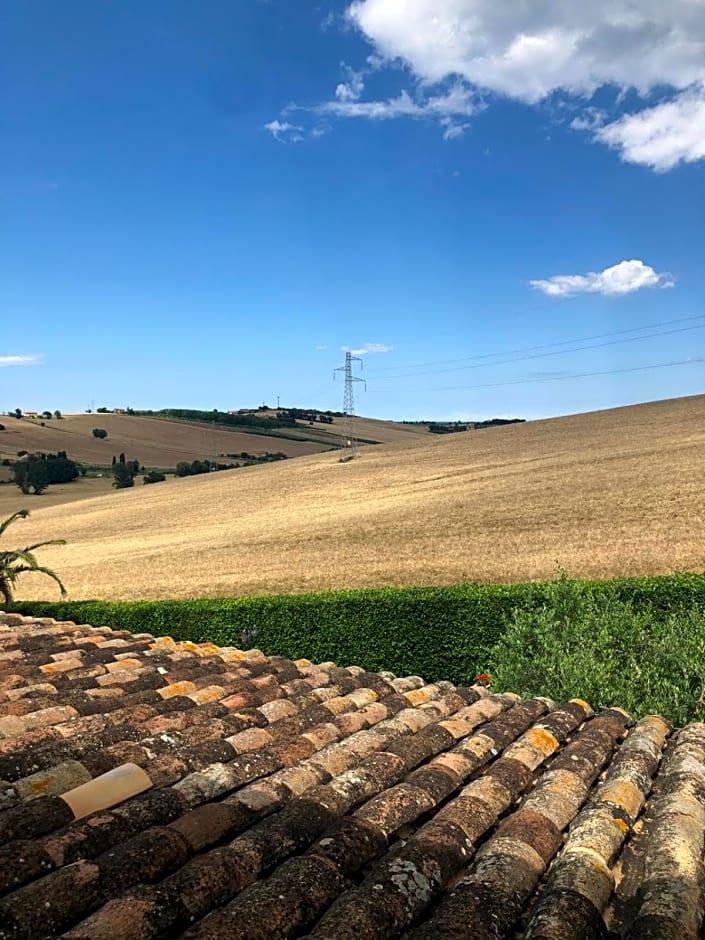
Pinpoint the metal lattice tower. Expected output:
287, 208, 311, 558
334, 352, 365, 456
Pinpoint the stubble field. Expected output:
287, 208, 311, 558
8, 394, 704, 602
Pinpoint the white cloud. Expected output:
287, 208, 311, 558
347, 0, 705, 101
264, 119, 304, 143
315, 344, 328, 350
342, 342, 394, 354
319, 83, 480, 133
530, 259, 674, 298
335, 64, 365, 102
337, 0, 705, 166
595, 85, 705, 171
0, 354, 43, 367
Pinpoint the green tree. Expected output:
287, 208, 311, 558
53, 410, 62, 420
0, 510, 66, 606
13, 459, 49, 495
112, 462, 135, 489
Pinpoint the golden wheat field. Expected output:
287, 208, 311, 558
7, 394, 705, 602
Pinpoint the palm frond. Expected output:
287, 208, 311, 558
0, 510, 67, 605
0, 509, 29, 539
11, 564, 66, 597
23, 539, 67, 553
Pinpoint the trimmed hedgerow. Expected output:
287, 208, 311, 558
11, 571, 705, 688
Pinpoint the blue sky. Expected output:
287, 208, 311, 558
2, 0, 704, 421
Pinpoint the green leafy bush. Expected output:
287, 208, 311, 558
489, 573, 705, 725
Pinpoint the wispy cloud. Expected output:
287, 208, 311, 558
530, 260, 674, 298
342, 342, 394, 355
316, 83, 480, 139
0, 354, 44, 368
335, 64, 365, 102
264, 119, 304, 143
315, 344, 328, 350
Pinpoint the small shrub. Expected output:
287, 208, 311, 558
92, 428, 108, 439
143, 471, 166, 485
489, 572, 705, 725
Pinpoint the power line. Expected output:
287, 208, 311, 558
369, 356, 705, 394
364, 323, 705, 380
365, 314, 705, 376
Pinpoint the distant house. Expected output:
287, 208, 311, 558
112, 408, 126, 414
24, 411, 38, 418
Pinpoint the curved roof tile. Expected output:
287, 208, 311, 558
0, 611, 703, 939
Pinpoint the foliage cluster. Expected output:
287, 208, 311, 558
490, 573, 705, 726
143, 470, 166, 485
13, 452, 80, 495
137, 408, 297, 430
111, 453, 142, 488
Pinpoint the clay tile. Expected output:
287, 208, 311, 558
270, 736, 316, 767
14, 759, 92, 802
258, 699, 299, 723
354, 781, 435, 837
216, 853, 349, 939
0, 792, 74, 842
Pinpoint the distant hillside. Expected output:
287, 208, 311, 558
13, 394, 705, 602
0, 410, 430, 470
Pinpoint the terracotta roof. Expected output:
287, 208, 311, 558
1, 611, 705, 939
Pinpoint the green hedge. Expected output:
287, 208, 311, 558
12, 572, 705, 687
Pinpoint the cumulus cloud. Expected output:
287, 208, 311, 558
0, 354, 43, 367
530, 260, 674, 298
595, 86, 705, 171
347, 0, 705, 101
264, 119, 304, 143
342, 342, 394, 354
336, 0, 705, 166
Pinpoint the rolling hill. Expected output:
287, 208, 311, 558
8, 394, 704, 602
0, 411, 428, 467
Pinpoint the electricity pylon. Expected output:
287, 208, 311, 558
334, 352, 365, 457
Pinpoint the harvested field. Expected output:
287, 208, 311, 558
9, 394, 705, 601
0, 413, 331, 467
0, 476, 116, 515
